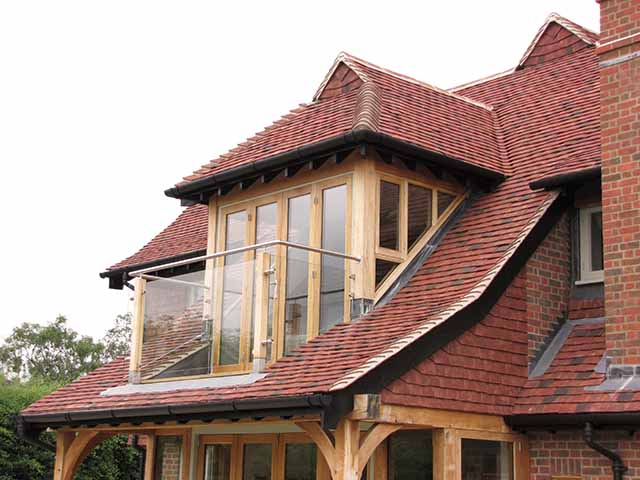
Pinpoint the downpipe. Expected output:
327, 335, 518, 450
584, 422, 627, 480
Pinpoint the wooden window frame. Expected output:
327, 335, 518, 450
149, 429, 192, 480
438, 429, 529, 480
374, 172, 465, 302
195, 432, 328, 480
577, 204, 604, 285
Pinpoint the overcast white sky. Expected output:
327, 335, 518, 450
0, 1, 599, 341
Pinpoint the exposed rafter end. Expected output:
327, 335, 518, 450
261, 169, 283, 184
285, 163, 305, 178
240, 177, 258, 190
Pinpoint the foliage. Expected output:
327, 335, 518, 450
0, 380, 57, 480
101, 313, 132, 363
0, 314, 139, 479
0, 316, 104, 383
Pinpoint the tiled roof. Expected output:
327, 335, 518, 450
107, 204, 208, 271
177, 52, 505, 187
25, 15, 631, 420
518, 13, 598, 69
514, 320, 640, 415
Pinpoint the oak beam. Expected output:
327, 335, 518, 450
351, 395, 510, 433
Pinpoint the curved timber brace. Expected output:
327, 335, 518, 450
53, 430, 115, 480
296, 418, 401, 480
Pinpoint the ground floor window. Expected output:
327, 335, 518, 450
154, 435, 185, 480
387, 430, 433, 480
461, 439, 514, 480
197, 434, 323, 480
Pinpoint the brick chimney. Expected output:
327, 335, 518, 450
598, 0, 640, 372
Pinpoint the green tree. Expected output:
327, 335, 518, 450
0, 316, 104, 383
0, 315, 141, 479
101, 313, 132, 363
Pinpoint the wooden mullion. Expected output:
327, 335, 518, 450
308, 183, 322, 339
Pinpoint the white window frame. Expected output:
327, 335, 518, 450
578, 205, 604, 284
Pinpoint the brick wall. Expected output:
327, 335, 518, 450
529, 430, 640, 480
156, 436, 182, 480
525, 214, 571, 363
599, 0, 640, 43
598, 0, 640, 365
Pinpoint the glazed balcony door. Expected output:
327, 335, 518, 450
215, 201, 279, 371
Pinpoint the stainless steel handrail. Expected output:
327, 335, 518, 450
129, 240, 361, 277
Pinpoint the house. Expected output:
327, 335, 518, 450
18, 0, 640, 478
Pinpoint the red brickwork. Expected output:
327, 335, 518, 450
599, 0, 640, 365
568, 298, 605, 321
529, 430, 640, 480
599, 0, 640, 43
525, 214, 571, 362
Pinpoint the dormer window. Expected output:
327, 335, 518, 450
578, 205, 604, 284
128, 150, 465, 382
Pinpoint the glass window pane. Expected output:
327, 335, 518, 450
251, 203, 278, 361
154, 436, 183, 480
320, 185, 347, 332
376, 259, 398, 288
220, 210, 247, 365
379, 181, 400, 250
590, 210, 603, 271
407, 184, 433, 250
285, 443, 317, 480
461, 439, 513, 480
388, 430, 433, 480
142, 268, 210, 380
437, 191, 456, 217
243, 443, 272, 480
204, 444, 231, 480
285, 194, 311, 355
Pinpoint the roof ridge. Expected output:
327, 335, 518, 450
312, 52, 370, 101
351, 81, 382, 132
518, 12, 599, 69
448, 68, 515, 93
337, 52, 494, 111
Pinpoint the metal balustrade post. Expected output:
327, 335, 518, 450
252, 251, 271, 373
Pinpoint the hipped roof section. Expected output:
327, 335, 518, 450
166, 52, 506, 200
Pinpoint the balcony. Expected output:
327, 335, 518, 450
128, 241, 360, 382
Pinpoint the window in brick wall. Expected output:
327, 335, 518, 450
578, 205, 604, 284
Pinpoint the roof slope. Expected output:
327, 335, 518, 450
514, 320, 640, 415
25, 16, 622, 420
107, 204, 208, 272
178, 52, 505, 187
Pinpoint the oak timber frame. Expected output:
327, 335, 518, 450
51, 396, 528, 480
127, 147, 465, 381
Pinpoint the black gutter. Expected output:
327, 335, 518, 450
16, 415, 55, 453
584, 422, 627, 480
507, 412, 640, 430
99, 249, 206, 290
529, 166, 601, 190
19, 393, 351, 431
165, 129, 506, 201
